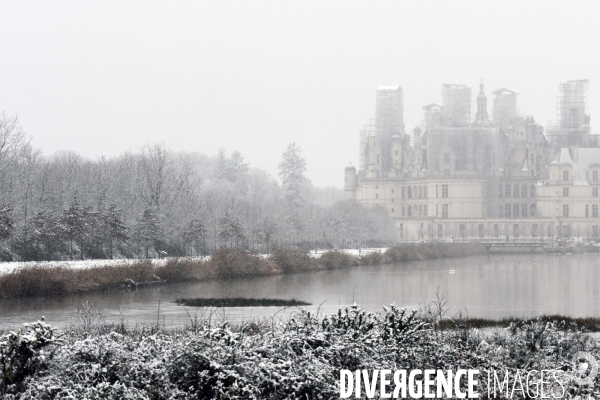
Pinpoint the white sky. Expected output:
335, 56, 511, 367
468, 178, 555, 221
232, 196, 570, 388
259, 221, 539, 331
1, 1, 600, 187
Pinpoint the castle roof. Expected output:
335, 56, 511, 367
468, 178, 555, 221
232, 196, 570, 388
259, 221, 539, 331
556, 147, 600, 185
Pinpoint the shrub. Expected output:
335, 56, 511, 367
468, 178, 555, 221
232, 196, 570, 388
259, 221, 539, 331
360, 251, 382, 266
318, 250, 358, 269
270, 249, 317, 273
3, 307, 600, 398
155, 258, 208, 282
0, 321, 62, 393
208, 248, 274, 279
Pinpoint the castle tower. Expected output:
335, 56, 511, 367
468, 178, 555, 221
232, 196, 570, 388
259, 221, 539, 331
492, 88, 517, 131
474, 80, 492, 126
442, 84, 471, 127
376, 86, 404, 174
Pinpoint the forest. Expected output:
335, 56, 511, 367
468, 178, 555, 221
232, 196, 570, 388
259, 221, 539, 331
0, 113, 396, 262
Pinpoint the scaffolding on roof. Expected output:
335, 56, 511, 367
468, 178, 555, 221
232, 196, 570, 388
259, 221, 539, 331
441, 84, 471, 127
557, 79, 589, 129
547, 79, 590, 148
492, 88, 518, 131
359, 117, 376, 171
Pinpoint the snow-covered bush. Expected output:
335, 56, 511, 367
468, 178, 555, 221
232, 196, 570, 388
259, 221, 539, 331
0, 320, 62, 393
2, 307, 600, 399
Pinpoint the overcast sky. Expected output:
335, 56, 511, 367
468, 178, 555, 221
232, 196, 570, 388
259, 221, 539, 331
1, 1, 599, 187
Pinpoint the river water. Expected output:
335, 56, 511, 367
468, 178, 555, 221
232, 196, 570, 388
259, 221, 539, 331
1, 253, 599, 329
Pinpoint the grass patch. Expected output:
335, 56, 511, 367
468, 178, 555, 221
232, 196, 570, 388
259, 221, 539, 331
0, 244, 491, 300
440, 315, 600, 332
174, 297, 311, 307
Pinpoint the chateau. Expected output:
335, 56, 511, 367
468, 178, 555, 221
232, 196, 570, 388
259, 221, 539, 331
344, 80, 600, 242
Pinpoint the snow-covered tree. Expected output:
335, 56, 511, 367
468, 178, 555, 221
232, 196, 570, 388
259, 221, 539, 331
103, 204, 129, 259
59, 197, 87, 260
278, 143, 311, 208
227, 150, 248, 182
0, 206, 13, 241
218, 209, 245, 248
135, 208, 161, 258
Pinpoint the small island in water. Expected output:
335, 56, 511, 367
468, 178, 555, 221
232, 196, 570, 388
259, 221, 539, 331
174, 297, 312, 308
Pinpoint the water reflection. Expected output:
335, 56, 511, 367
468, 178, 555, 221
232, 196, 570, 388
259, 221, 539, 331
0, 253, 599, 329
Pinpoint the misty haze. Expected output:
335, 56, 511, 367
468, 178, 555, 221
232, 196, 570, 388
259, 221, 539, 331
1, 2, 600, 399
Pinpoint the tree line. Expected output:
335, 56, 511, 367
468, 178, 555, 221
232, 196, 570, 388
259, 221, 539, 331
0, 113, 396, 261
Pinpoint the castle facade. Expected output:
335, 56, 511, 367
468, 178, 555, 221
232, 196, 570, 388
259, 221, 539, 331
345, 80, 600, 242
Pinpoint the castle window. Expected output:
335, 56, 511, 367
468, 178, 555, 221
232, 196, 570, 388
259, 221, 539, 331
395, 150, 398, 156
522, 204, 527, 217
459, 224, 466, 237
563, 187, 569, 197
377, 155, 380, 165
423, 186, 428, 198
513, 204, 519, 218
408, 186, 412, 199
594, 170, 598, 182
392, 198, 394, 203
563, 204, 569, 217
505, 184, 511, 198
499, 204, 503, 217
513, 224, 520, 238
530, 204, 536, 217
418, 187, 423, 198
436, 185, 439, 198
594, 225, 599, 238
443, 169, 450, 176
586, 204, 589, 217
521, 184, 527, 198
442, 204, 448, 218
436, 204, 438, 216
478, 224, 484, 238
563, 170, 569, 181
499, 184, 503, 198
438, 224, 443, 238
391, 188, 394, 193
514, 184, 519, 198
424, 205, 428, 216
442, 184, 448, 198
408, 205, 412, 216
594, 187, 599, 197
505, 204, 511, 218
532, 224, 538, 237
402, 207, 405, 216
444, 153, 450, 163
418, 205, 422, 216
594, 204, 599, 218
494, 224, 499, 238
530, 185, 535, 197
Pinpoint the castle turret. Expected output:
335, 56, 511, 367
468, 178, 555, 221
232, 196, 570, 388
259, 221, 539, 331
344, 165, 357, 200
391, 134, 403, 174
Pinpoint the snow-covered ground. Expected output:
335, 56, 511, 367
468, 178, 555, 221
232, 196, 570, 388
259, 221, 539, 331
0, 256, 209, 275
309, 247, 387, 258
0, 248, 388, 274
